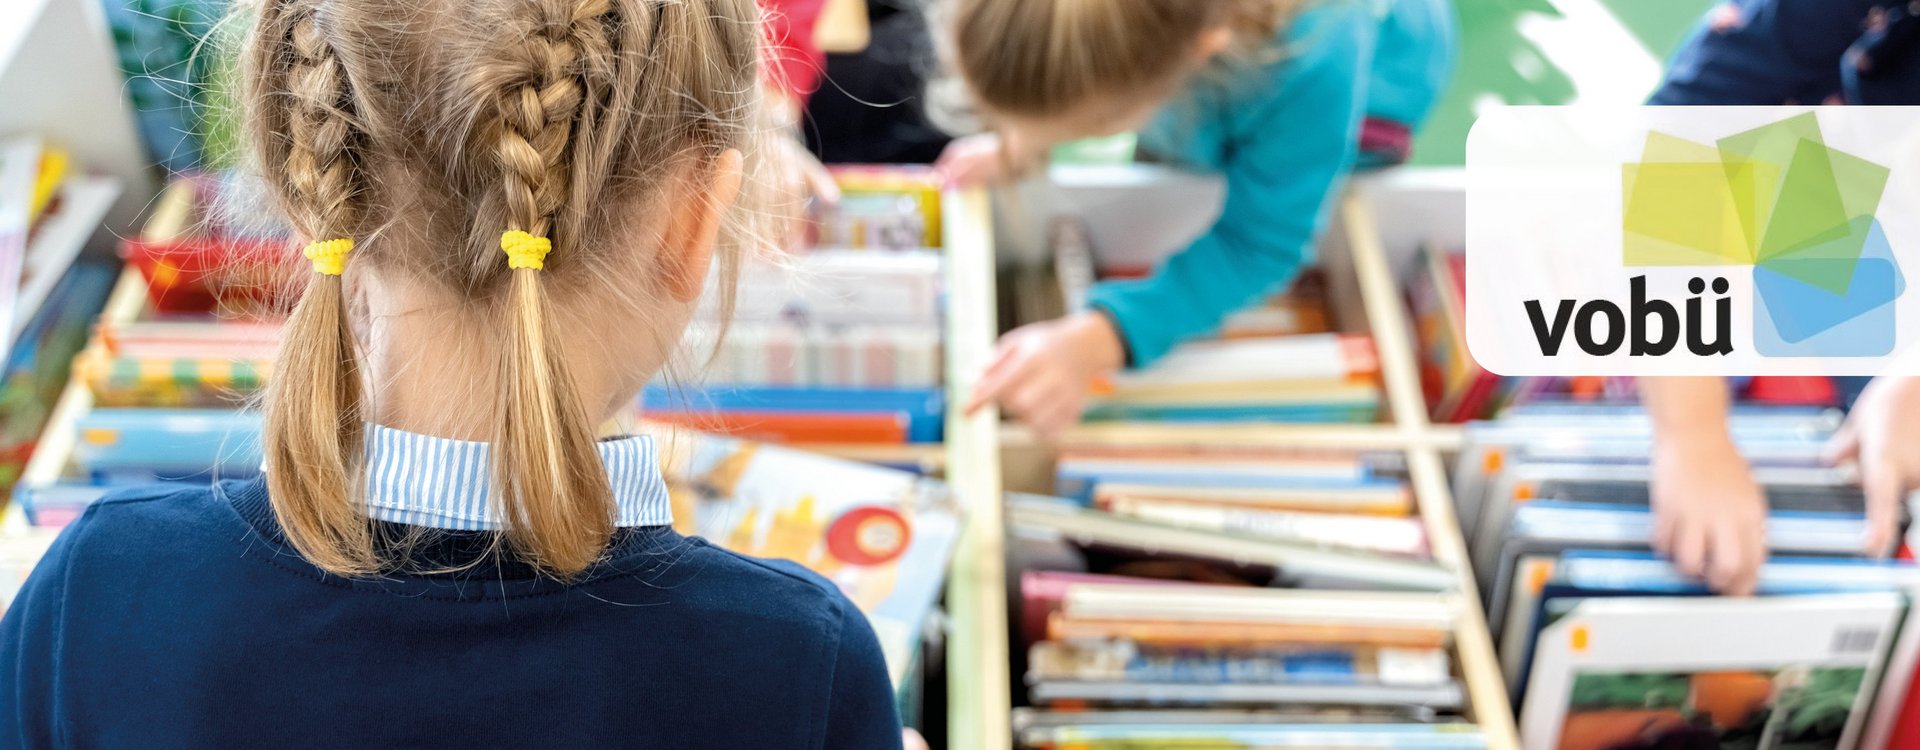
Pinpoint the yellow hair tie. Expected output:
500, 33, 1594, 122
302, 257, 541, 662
302, 238, 354, 276
501, 230, 551, 271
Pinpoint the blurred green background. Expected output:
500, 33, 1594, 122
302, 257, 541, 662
1412, 0, 1718, 165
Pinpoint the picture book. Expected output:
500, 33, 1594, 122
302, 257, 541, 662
651, 428, 960, 686
0, 263, 115, 492
1519, 592, 1904, 750
815, 165, 942, 250
1016, 722, 1487, 750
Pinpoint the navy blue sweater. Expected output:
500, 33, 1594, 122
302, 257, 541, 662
0, 479, 903, 749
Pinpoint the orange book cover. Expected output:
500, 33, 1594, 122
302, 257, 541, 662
643, 410, 908, 444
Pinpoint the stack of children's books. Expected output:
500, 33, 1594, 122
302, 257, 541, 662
1067, 269, 1382, 424
1019, 206, 1382, 426
8, 172, 288, 534
0, 135, 123, 494
1452, 402, 1920, 748
0, 135, 125, 604
638, 166, 946, 445
1085, 332, 1381, 424
1005, 439, 1485, 748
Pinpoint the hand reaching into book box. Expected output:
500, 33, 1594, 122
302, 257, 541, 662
1644, 376, 1769, 596
965, 311, 1126, 441
1649, 430, 1768, 596
1824, 376, 1920, 557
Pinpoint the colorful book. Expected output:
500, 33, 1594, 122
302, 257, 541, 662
1518, 592, 1903, 750
641, 385, 943, 442
641, 410, 910, 444
652, 428, 960, 687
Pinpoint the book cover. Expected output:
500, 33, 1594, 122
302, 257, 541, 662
1519, 592, 1903, 750
653, 428, 960, 686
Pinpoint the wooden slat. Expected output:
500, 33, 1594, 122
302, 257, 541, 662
143, 177, 196, 242
941, 188, 1012, 750
1342, 196, 1519, 749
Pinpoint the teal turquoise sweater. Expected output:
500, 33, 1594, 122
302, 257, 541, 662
1086, 0, 1454, 365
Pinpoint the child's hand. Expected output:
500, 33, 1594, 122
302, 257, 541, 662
964, 312, 1125, 441
1825, 376, 1920, 556
1651, 434, 1767, 595
940, 131, 1044, 187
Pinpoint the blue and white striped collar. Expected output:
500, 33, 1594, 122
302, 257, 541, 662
361, 423, 673, 531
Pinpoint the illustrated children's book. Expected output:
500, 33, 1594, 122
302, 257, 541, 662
1519, 591, 1903, 750
651, 427, 961, 686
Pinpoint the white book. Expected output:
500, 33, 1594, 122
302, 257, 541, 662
1028, 680, 1465, 710
12, 175, 117, 342
1008, 496, 1455, 592
1519, 592, 1904, 750
1113, 333, 1366, 388
0, 136, 42, 350
721, 249, 942, 326
1106, 497, 1428, 558
1059, 581, 1455, 629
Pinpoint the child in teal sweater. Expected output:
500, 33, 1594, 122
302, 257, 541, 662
939, 0, 1455, 437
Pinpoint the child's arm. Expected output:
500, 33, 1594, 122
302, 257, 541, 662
1643, 376, 1767, 595
1084, 6, 1373, 366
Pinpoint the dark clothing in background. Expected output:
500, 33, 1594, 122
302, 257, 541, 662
804, 1, 953, 164
1652, 0, 1920, 105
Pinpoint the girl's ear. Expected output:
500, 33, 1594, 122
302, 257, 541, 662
661, 148, 745, 303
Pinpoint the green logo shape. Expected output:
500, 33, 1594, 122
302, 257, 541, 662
1622, 112, 1900, 357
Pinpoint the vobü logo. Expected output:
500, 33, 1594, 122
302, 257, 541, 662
1473, 108, 1912, 375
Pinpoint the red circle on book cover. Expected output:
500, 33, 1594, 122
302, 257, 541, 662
825, 506, 911, 566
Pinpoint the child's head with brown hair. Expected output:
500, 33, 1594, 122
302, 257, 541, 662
944, 0, 1300, 153
242, 0, 761, 578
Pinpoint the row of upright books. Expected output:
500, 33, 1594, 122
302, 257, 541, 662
1005, 441, 1480, 748
1453, 403, 1920, 749
990, 214, 1473, 746
640, 166, 948, 444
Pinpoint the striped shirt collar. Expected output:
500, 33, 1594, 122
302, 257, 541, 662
361, 423, 672, 531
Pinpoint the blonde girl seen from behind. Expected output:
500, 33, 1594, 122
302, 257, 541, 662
250, 0, 750, 577
0, 1, 906, 746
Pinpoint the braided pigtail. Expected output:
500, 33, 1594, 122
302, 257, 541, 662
248, 0, 376, 575
485, 0, 622, 576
